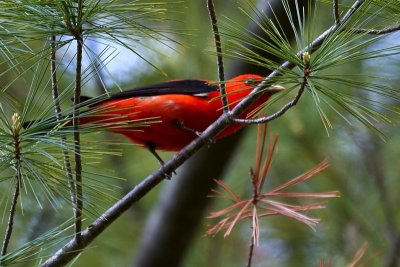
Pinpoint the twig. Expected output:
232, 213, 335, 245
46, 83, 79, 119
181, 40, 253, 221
207, 0, 228, 113
72, 0, 84, 243
350, 24, 400, 35
50, 35, 78, 235
247, 174, 258, 267
73, 40, 83, 242
1, 115, 22, 256
40, 1, 366, 266
232, 67, 308, 125
246, 236, 255, 267
1, 173, 20, 257
333, 0, 340, 24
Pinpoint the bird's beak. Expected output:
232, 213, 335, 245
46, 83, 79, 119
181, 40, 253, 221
266, 84, 286, 95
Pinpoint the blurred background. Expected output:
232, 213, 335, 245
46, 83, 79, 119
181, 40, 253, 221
1, 0, 399, 266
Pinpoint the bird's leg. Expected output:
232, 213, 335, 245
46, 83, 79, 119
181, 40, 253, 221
173, 119, 202, 137
146, 142, 175, 179
173, 119, 215, 147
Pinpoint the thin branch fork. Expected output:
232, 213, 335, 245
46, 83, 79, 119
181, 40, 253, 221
232, 0, 400, 126
40, 1, 366, 266
233, 63, 310, 125
350, 24, 400, 35
226, 0, 365, 125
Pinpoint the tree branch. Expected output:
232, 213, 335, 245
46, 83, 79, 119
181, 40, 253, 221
73, 34, 83, 243
207, 0, 227, 112
50, 35, 78, 233
71, 0, 84, 244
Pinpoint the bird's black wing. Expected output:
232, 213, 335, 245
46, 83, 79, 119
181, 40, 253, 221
108, 80, 219, 100
25, 81, 218, 128
79, 80, 219, 106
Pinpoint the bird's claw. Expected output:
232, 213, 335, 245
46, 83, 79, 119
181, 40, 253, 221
147, 142, 177, 180
163, 171, 173, 180
173, 119, 202, 137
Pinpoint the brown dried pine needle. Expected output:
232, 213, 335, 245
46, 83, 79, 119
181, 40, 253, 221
205, 125, 340, 246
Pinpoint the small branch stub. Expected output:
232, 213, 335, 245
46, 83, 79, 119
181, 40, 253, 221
302, 52, 311, 68
12, 113, 21, 135
303, 51, 311, 77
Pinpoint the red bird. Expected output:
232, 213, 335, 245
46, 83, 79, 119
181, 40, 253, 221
25, 74, 282, 163
78, 74, 282, 155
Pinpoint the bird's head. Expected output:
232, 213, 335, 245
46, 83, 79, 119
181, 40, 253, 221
225, 74, 284, 100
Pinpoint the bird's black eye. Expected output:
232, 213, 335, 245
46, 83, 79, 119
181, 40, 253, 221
245, 78, 257, 85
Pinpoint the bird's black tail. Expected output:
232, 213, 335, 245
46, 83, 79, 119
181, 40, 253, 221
22, 95, 99, 130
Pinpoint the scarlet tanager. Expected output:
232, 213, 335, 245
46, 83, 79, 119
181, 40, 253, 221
25, 74, 283, 162
78, 74, 282, 151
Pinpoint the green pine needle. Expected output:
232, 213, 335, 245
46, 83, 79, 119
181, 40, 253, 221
220, 0, 400, 137
0, 219, 75, 265
0, 0, 181, 84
